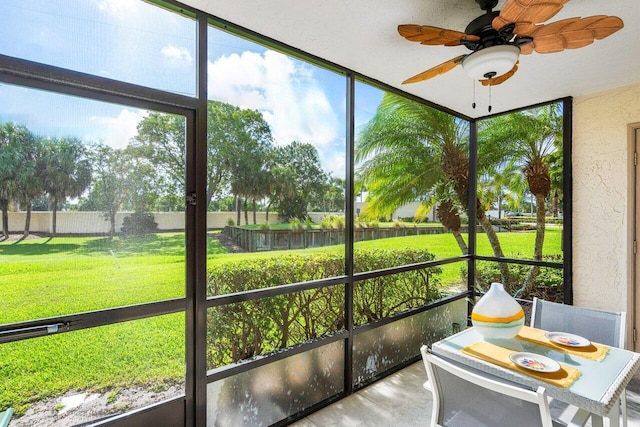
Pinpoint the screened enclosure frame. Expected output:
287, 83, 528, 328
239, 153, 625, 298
0, 0, 572, 426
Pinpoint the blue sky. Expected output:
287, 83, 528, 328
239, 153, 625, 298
0, 0, 384, 181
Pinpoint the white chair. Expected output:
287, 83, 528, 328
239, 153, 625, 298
530, 297, 626, 348
530, 297, 627, 426
420, 345, 571, 427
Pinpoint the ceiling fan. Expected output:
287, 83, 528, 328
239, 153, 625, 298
398, 0, 624, 87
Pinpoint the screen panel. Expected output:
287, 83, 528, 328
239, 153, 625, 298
0, 84, 187, 324
0, 0, 197, 96
207, 340, 344, 427
353, 297, 467, 387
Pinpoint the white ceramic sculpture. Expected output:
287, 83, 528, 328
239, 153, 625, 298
471, 282, 524, 339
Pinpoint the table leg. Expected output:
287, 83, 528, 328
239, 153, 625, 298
569, 409, 591, 427
607, 401, 621, 427
591, 414, 604, 427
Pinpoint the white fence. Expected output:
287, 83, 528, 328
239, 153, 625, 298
1, 211, 281, 234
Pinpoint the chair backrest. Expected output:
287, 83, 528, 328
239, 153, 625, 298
420, 345, 555, 427
530, 297, 626, 348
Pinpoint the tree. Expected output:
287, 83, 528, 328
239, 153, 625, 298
42, 137, 92, 236
82, 144, 134, 237
14, 135, 45, 237
219, 106, 273, 225
480, 103, 563, 294
319, 176, 345, 212
132, 102, 274, 215
271, 142, 327, 221
125, 153, 164, 215
356, 92, 509, 281
547, 149, 563, 217
208, 101, 273, 217
131, 112, 186, 206
211, 196, 235, 212
478, 160, 524, 219
0, 123, 32, 238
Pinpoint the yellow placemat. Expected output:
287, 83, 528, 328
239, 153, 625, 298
517, 326, 609, 362
462, 340, 581, 388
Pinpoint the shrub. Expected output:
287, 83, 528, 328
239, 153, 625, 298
319, 214, 345, 230
289, 217, 304, 231
226, 218, 235, 226
461, 254, 563, 302
121, 212, 158, 235
353, 248, 444, 324
304, 217, 314, 229
366, 219, 379, 228
206, 248, 444, 367
392, 219, 405, 228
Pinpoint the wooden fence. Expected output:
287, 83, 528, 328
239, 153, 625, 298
224, 225, 473, 252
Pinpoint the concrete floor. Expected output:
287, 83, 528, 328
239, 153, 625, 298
290, 361, 640, 427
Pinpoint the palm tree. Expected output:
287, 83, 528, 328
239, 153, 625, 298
478, 160, 523, 219
356, 92, 510, 282
480, 103, 562, 295
14, 135, 45, 237
547, 149, 563, 217
42, 137, 92, 236
0, 123, 37, 239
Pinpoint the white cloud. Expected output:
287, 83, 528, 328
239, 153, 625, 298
322, 149, 346, 179
88, 108, 147, 149
207, 50, 339, 149
161, 45, 193, 69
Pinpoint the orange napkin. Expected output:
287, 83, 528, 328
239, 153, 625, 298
517, 326, 609, 362
462, 340, 581, 388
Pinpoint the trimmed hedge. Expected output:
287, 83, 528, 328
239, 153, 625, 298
206, 249, 444, 368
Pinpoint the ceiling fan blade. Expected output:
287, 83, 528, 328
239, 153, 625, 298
493, 0, 569, 35
525, 15, 623, 54
398, 25, 479, 46
480, 63, 519, 86
402, 55, 466, 84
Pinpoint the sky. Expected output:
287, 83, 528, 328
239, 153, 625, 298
0, 0, 384, 181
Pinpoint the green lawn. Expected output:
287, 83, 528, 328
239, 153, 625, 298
0, 227, 563, 415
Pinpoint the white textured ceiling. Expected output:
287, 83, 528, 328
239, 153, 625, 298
183, 0, 640, 118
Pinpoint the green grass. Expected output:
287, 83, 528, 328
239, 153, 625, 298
0, 227, 564, 415
2, 314, 185, 415
354, 228, 563, 287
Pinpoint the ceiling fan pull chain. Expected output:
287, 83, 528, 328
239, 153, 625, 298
472, 80, 476, 109
488, 81, 492, 113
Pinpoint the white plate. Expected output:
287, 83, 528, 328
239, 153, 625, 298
509, 352, 561, 373
545, 332, 591, 348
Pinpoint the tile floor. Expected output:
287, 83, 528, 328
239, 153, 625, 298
290, 361, 640, 427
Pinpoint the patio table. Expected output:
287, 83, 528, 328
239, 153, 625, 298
430, 326, 640, 427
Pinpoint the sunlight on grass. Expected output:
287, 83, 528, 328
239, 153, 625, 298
1, 228, 564, 415
0, 233, 187, 324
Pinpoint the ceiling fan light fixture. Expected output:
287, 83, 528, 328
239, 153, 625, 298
462, 45, 520, 80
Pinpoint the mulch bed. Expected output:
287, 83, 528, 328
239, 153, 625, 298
0, 233, 44, 242
207, 233, 247, 253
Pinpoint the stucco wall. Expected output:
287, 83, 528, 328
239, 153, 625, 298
573, 82, 640, 314
2, 211, 281, 234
